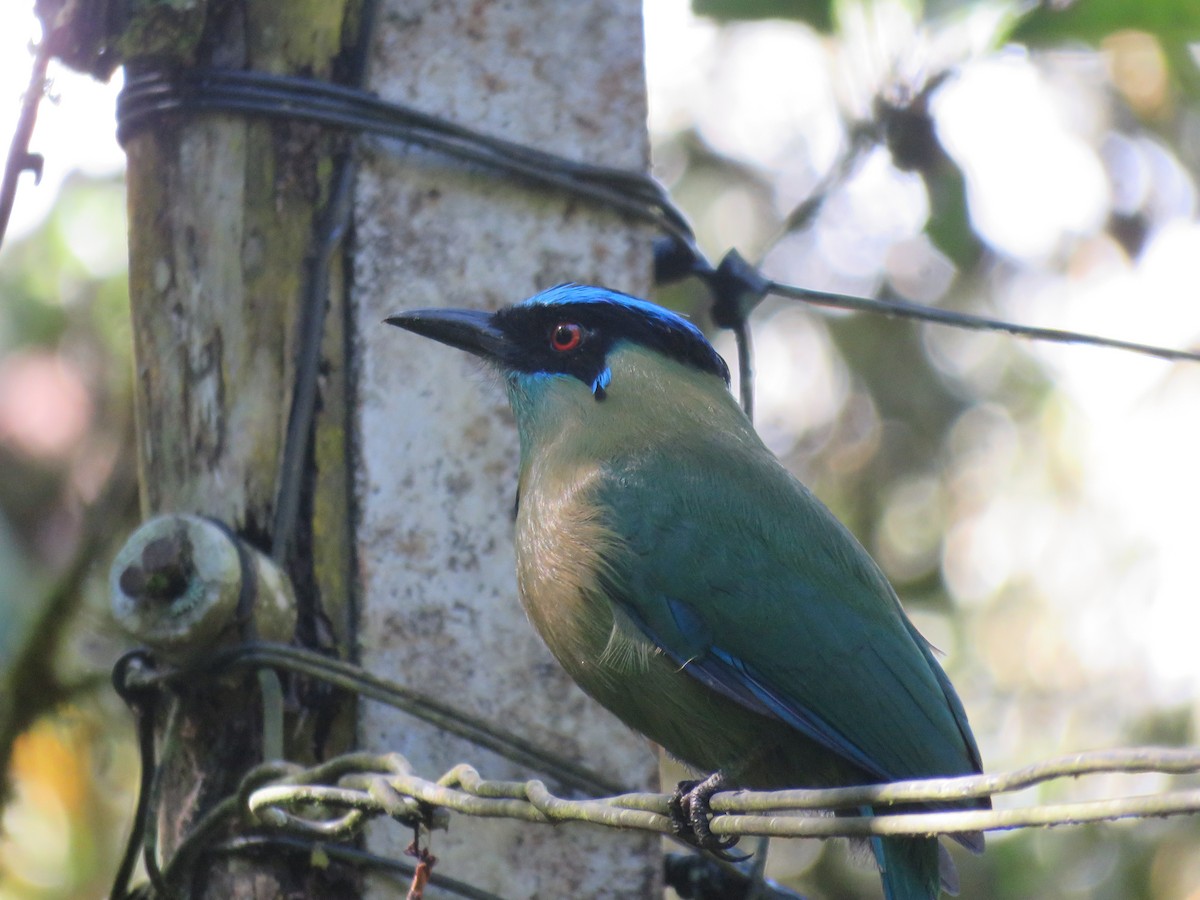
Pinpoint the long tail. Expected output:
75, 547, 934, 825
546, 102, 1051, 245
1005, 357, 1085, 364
871, 833, 944, 900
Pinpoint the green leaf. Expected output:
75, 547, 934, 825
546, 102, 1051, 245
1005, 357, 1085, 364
1012, 0, 1200, 46
691, 0, 836, 32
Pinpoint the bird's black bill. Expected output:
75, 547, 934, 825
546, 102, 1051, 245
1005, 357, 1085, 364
385, 308, 511, 364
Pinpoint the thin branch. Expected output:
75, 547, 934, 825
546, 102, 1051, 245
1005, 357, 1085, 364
0, 27, 52, 248
1, 454, 138, 810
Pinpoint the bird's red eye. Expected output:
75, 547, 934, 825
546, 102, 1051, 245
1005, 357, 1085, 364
550, 322, 583, 352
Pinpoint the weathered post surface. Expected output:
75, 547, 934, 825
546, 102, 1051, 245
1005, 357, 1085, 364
119, 1, 358, 895
353, 2, 661, 896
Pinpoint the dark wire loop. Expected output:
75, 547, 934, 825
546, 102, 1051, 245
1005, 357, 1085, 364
109, 652, 157, 900
653, 235, 712, 285
110, 650, 177, 900
657, 246, 771, 420
707, 251, 770, 420
221, 642, 623, 796
121, 640, 624, 798
653, 238, 760, 418
115, 67, 697, 251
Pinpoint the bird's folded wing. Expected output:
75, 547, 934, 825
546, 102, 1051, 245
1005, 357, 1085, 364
593, 448, 985, 786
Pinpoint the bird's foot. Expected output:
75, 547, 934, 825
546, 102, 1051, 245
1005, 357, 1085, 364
669, 772, 750, 862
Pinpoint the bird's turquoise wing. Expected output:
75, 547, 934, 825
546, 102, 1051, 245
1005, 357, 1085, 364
592, 442, 983, 784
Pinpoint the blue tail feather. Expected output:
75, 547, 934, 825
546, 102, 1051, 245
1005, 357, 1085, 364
866, 806, 944, 900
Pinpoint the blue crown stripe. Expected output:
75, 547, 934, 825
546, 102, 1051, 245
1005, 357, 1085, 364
519, 284, 730, 384
522, 284, 707, 338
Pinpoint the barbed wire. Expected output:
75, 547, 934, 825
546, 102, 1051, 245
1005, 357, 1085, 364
243, 747, 1200, 846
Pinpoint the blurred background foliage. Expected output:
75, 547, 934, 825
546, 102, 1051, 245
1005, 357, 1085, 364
0, 168, 139, 897
650, 0, 1200, 896
1, 0, 1199, 897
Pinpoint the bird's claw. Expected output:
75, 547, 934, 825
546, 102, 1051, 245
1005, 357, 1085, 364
669, 774, 751, 862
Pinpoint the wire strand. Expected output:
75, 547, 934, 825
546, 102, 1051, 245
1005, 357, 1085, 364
768, 281, 1200, 364
121, 641, 625, 798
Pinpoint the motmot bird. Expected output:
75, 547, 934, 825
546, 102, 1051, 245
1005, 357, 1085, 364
387, 284, 987, 900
